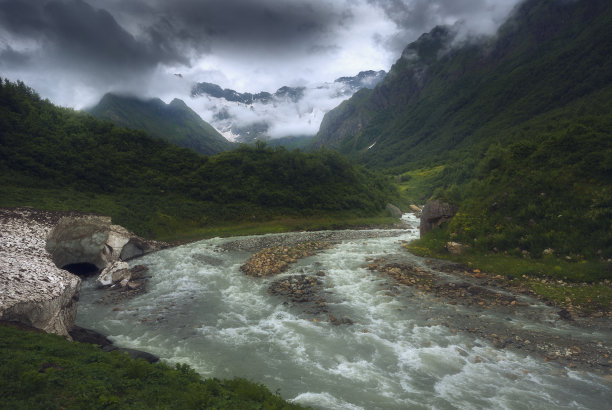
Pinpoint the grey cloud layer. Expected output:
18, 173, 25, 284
0, 0, 187, 75
0, 0, 522, 109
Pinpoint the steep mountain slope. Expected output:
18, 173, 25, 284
314, 0, 612, 169
315, 0, 612, 259
190, 71, 386, 143
89, 93, 233, 155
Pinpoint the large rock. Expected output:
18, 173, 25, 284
420, 200, 458, 236
386, 203, 403, 218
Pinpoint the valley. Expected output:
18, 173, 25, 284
1, 0, 611, 408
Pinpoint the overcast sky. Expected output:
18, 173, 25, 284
0, 0, 522, 109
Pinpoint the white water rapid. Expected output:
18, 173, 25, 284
76, 214, 611, 409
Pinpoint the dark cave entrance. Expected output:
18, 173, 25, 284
62, 262, 100, 277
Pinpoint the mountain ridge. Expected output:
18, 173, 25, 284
313, 0, 612, 258
190, 70, 386, 143
88, 93, 233, 155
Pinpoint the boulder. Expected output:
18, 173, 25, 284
420, 200, 458, 236
386, 203, 403, 218
69, 325, 113, 347
409, 204, 422, 213
446, 241, 468, 255
97, 261, 131, 287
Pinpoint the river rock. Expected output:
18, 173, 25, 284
420, 200, 458, 236
386, 203, 403, 218
97, 261, 131, 287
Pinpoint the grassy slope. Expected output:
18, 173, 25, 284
88, 93, 233, 155
0, 324, 301, 409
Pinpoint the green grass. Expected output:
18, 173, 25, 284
0, 324, 303, 410
406, 230, 612, 314
396, 165, 445, 204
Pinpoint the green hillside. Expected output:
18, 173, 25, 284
0, 79, 397, 240
89, 93, 233, 155
0, 324, 301, 409
314, 0, 612, 261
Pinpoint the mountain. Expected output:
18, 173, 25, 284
0, 78, 396, 238
314, 0, 612, 168
88, 93, 233, 155
189, 70, 386, 143
314, 0, 612, 259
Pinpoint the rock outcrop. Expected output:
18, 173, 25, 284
0, 208, 165, 337
420, 200, 458, 236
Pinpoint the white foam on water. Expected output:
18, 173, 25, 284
291, 391, 366, 410
75, 218, 611, 409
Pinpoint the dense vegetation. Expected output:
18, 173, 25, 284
0, 324, 300, 409
315, 0, 612, 265
0, 79, 397, 239
88, 93, 233, 155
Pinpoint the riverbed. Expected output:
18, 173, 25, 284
76, 214, 611, 409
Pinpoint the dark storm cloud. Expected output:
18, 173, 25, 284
0, 0, 522, 110
0, 46, 31, 67
108, 0, 344, 55
0, 0, 189, 74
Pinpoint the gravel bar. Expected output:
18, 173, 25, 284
219, 229, 410, 252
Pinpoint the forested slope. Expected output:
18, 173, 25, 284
0, 79, 396, 239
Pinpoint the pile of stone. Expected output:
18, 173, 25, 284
269, 274, 325, 305
367, 258, 518, 308
240, 242, 333, 277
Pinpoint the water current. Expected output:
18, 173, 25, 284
76, 214, 611, 409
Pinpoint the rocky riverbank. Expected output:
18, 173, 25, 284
367, 255, 612, 376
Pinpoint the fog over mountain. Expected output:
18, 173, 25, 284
190, 70, 386, 141
0, 0, 522, 131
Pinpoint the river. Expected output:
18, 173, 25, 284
76, 214, 611, 409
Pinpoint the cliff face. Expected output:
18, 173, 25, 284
0, 208, 165, 337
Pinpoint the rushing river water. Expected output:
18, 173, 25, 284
76, 215, 611, 409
